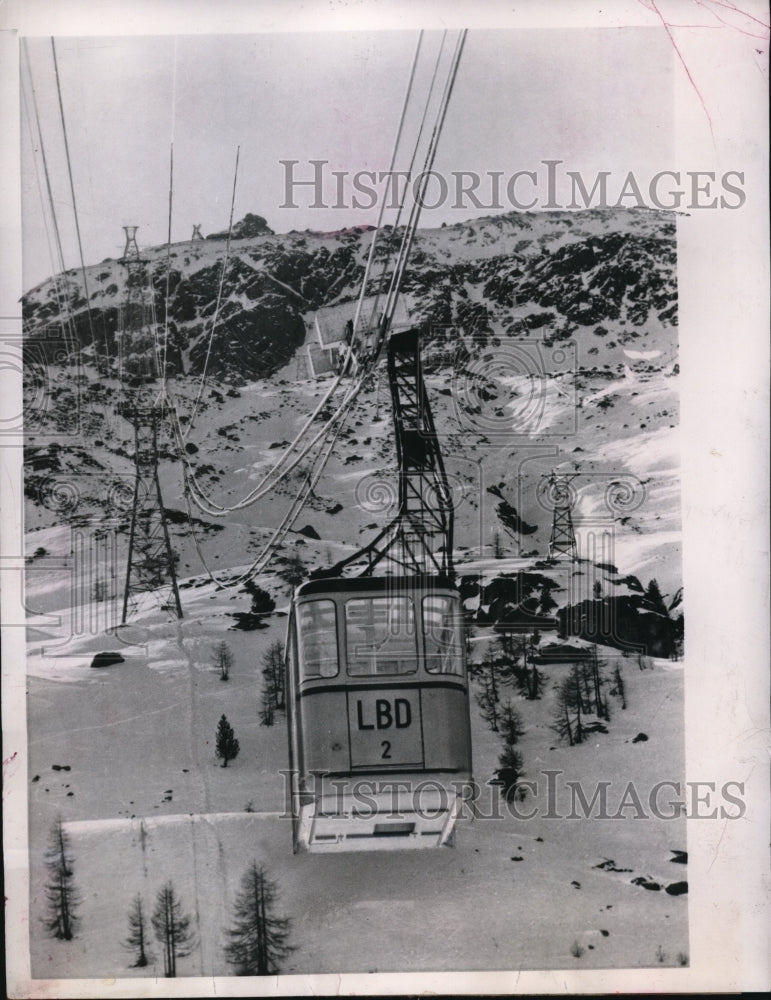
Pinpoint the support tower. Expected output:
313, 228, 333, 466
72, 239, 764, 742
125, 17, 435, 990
546, 471, 578, 561
118, 226, 183, 623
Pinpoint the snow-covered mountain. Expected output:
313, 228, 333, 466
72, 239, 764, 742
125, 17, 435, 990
21, 206, 686, 979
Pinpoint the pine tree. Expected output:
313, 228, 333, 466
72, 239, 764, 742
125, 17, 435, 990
475, 672, 500, 731
498, 701, 525, 746
496, 744, 524, 802
278, 552, 305, 593
223, 861, 295, 976
244, 580, 276, 617
151, 881, 195, 978
475, 644, 502, 731
123, 894, 152, 967
213, 640, 233, 681
43, 815, 79, 941
216, 714, 240, 767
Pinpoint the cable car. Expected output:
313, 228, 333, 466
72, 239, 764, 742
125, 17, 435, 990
285, 574, 473, 852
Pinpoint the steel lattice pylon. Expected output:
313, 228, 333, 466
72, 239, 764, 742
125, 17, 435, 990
546, 471, 578, 561
315, 328, 454, 579
118, 227, 183, 623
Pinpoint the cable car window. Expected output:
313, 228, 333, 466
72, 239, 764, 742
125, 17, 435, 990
297, 600, 339, 679
345, 597, 417, 675
423, 595, 464, 674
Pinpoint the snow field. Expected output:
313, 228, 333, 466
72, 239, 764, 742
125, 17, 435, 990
27, 589, 687, 977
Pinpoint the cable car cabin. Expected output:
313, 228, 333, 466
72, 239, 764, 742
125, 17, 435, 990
285, 575, 473, 852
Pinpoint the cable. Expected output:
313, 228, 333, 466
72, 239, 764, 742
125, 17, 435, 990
351, 31, 424, 339
21, 43, 81, 355
168, 31, 433, 517
162, 143, 174, 382
175, 30, 466, 578
50, 38, 100, 364
166, 32, 427, 516
366, 30, 447, 337
185, 145, 241, 439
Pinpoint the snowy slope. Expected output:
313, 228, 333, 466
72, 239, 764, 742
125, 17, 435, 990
22, 206, 685, 978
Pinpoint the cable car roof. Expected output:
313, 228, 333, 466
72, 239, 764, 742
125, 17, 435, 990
295, 574, 457, 598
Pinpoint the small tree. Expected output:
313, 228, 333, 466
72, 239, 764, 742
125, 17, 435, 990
611, 662, 627, 709
43, 815, 79, 941
224, 861, 295, 975
476, 672, 500, 731
589, 644, 608, 720
213, 640, 233, 681
123, 894, 152, 968
499, 701, 525, 746
261, 640, 286, 713
475, 645, 502, 731
151, 881, 195, 978
216, 714, 240, 767
496, 744, 524, 802
278, 552, 305, 594
551, 665, 585, 746
244, 580, 276, 617
258, 690, 275, 727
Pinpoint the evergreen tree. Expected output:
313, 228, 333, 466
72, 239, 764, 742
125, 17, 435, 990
278, 552, 306, 593
223, 862, 295, 976
475, 645, 502, 731
151, 881, 195, 978
496, 744, 524, 802
213, 640, 233, 681
244, 580, 276, 617
475, 672, 500, 731
215, 714, 240, 767
123, 894, 152, 967
43, 816, 80, 941
498, 701, 525, 746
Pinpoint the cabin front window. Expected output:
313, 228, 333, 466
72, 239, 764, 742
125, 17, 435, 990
297, 600, 339, 679
345, 596, 417, 675
422, 595, 464, 674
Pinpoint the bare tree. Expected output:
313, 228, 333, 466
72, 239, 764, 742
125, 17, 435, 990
151, 881, 195, 978
214, 639, 233, 681
261, 640, 285, 712
213, 640, 233, 681
611, 661, 627, 708
224, 862, 295, 976
43, 815, 79, 941
258, 688, 275, 727
551, 665, 585, 746
123, 894, 152, 967
590, 644, 609, 720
